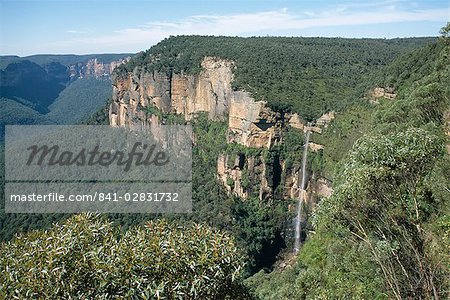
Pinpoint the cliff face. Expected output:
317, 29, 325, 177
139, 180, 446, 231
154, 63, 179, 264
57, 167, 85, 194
217, 108, 332, 201
110, 57, 232, 124
216, 150, 331, 202
110, 57, 283, 149
110, 56, 333, 202
69, 57, 130, 80
172, 58, 234, 119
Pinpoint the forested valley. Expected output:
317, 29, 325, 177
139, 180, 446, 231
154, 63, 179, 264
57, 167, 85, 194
0, 25, 449, 299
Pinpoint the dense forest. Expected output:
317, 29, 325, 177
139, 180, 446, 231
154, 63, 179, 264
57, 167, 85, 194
117, 36, 435, 120
47, 78, 112, 124
1, 26, 449, 299
0, 53, 130, 132
247, 28, 450, 299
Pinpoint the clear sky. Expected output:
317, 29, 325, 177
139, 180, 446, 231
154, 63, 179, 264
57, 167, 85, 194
0, 0, 448, 56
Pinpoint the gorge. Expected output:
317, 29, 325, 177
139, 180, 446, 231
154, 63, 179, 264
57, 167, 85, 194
1, 33, 449, 299
109, 55, 333, 221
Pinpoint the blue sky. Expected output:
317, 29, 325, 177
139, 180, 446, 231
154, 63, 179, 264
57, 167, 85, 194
0, 0, 448, 56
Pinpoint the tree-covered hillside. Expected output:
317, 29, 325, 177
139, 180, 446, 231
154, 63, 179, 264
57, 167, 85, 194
0, 53, 131, 128
47, 78, 112, 124
247, 29, 449, 300
1, 29, 448, 299
0, 60, 67, 113
117, 36, 435, 120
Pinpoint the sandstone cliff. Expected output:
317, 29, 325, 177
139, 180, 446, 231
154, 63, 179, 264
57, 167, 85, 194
109, 56, 333, 202
216, 150, 332, 202
69, 57, 130, 80
110, 56, 284, 149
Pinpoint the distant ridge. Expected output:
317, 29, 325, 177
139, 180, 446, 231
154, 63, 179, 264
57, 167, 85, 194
0, 53, 134, 69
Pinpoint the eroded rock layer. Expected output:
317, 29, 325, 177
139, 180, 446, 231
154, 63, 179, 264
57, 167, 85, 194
110, 56, 333, 202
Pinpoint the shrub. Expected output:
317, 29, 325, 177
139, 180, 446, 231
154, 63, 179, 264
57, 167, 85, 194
0, 213, 246, 299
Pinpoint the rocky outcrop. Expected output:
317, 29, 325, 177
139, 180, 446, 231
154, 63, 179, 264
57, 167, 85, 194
170, 58, 234, 120
308, 142, 324, 152
217, 142, 328, 202
109, 70, 170, 127
217, 152, 285, 201
217, 153, 270, 200
316, 111, 335, 127
110, 56, 283, 149
288, 114, 324, 134
110, 56, 334, 202
228, 96, 284, 148
288, 114, 305, 131
370, 86, 397, 103
110, 57, 233, 127
69, 57, 130, 80
309, 177, 333, 199
217, 147, 331, 201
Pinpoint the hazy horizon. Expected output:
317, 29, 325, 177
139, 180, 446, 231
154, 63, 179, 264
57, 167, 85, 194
0, 35, 442, 57
0, 0, 448, 56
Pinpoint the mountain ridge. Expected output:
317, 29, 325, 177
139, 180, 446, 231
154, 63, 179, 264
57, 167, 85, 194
0, 53, 132, 140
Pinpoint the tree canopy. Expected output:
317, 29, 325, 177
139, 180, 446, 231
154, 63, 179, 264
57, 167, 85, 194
0, 213, 247, 299
116, 36, 434, 120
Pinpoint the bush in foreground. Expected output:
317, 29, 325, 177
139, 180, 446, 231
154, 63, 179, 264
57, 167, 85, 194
0, 213, 247, 299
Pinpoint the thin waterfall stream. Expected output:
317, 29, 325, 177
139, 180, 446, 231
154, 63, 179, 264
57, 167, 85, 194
294, 123, 311, 253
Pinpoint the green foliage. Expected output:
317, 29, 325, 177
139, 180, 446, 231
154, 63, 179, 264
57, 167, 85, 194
0, 98, 52, 125
317, 128, 443, 227
0, 141, 72, 241
313, 103, 374, 179
309, 148, 324, 174
247, 230, 385, 300
369, 42, 444, 93
374, 45, 450, 130
47, 78, 112, 124
241, 169, 251, 190
188, 115, 290, 273
189, 113, 230, 228
116, 36, 433, 120
1, 110, 288, 280
278, 127, 305, 169
315, 127, 446, 298
0, 60, 66, 113
0, 77, 112, 134
82, 98, 112, 125
225, 142, 265, 158
141, 105, 186, 125
248, 36, 450, 299
0, 30, 447, 300
311, 37, 450, 298
231, 197, 288, 274
226, 176, 235, 187
0, 213, 247, 299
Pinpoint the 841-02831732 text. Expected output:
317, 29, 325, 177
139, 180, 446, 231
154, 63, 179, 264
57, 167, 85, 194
9, 192, 180, 202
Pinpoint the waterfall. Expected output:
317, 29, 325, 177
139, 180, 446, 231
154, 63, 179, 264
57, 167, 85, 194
294, 123, 311, 253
